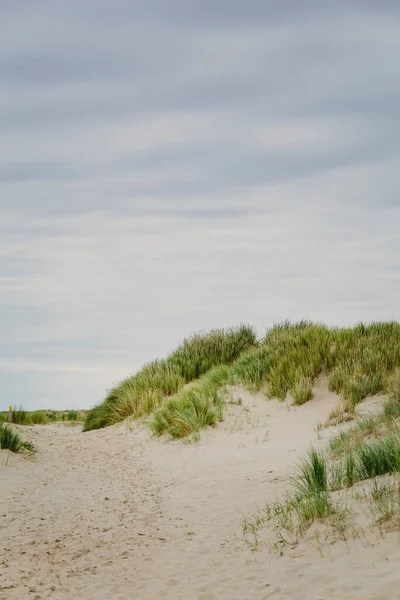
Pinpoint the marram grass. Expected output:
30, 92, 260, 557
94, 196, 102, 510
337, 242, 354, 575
0, 424, 35, 453
83, 325, 256, 432
84, 320, 400, 437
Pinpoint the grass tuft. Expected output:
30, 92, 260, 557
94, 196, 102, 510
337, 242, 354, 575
294, 447, 328, 495
291, 376, 314, 406
0, 425, 35, 453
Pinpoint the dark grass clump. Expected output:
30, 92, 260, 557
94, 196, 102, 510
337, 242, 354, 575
294, 447, 328, 495
356, 434, 400, 480
0, 425, 35, 453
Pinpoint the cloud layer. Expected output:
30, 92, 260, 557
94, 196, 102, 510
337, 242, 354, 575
1, 2, 400, 409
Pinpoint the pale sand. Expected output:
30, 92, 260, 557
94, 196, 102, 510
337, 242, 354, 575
1, 379, 400, 600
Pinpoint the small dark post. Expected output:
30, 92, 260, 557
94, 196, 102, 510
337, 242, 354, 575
8, 406, 13, 423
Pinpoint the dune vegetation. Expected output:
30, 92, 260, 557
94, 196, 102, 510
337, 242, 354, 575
0, 424, 35, 453
83, 325, 257, 431
0, 407, 88, 426
241, 366, 400, 551
84, 321, 400, 439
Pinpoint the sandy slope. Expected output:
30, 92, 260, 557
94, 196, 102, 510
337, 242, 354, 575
1, 381, 400, 600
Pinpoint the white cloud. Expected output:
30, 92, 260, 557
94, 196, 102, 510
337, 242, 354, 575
0, 1, 399, 409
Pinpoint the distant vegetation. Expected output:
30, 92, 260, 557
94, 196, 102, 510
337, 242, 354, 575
83, 321, 400, 438
0, 407, 88, 426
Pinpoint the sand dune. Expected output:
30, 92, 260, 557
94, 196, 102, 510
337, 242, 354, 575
1, 382, 400, 600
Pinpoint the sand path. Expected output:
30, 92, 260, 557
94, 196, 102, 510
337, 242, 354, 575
1, 383, 400, 599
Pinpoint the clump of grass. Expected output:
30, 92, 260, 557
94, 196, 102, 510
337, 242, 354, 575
150, 391, 219, 439
330, 431, 400, 490
29, 411, 48, 425
149, 365, 231, 438
291, 377, 314, 406
343, 372, 382, 411
11, 405, 28, 425
356, 434, 400, 480
67, 410, 78, 421
0, 425, 35, 453
294, 447, 328, 495
262, 323, 331, 400
383, 368, 400, 419
294, 491, 334, 532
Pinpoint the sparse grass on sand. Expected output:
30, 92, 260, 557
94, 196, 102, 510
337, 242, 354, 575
242, 375, 400, 553
84, 320, 400, 438
0, 424, 35, 453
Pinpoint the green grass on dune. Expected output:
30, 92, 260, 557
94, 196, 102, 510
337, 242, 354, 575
83, 325, 257, 432
84, 321, 400, 437
150, 364, 234, 439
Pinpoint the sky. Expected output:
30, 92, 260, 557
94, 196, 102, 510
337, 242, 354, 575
1, 1, 400, 410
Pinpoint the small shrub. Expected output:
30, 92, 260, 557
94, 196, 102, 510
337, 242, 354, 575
67, 410, 78, 421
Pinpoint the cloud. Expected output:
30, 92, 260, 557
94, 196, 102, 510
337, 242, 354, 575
0, 1, 399, 409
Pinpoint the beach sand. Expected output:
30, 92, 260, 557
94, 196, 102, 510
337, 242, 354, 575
1, 380, 400, 600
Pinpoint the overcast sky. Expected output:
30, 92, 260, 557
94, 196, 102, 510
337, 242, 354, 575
1, 1, 400, 410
